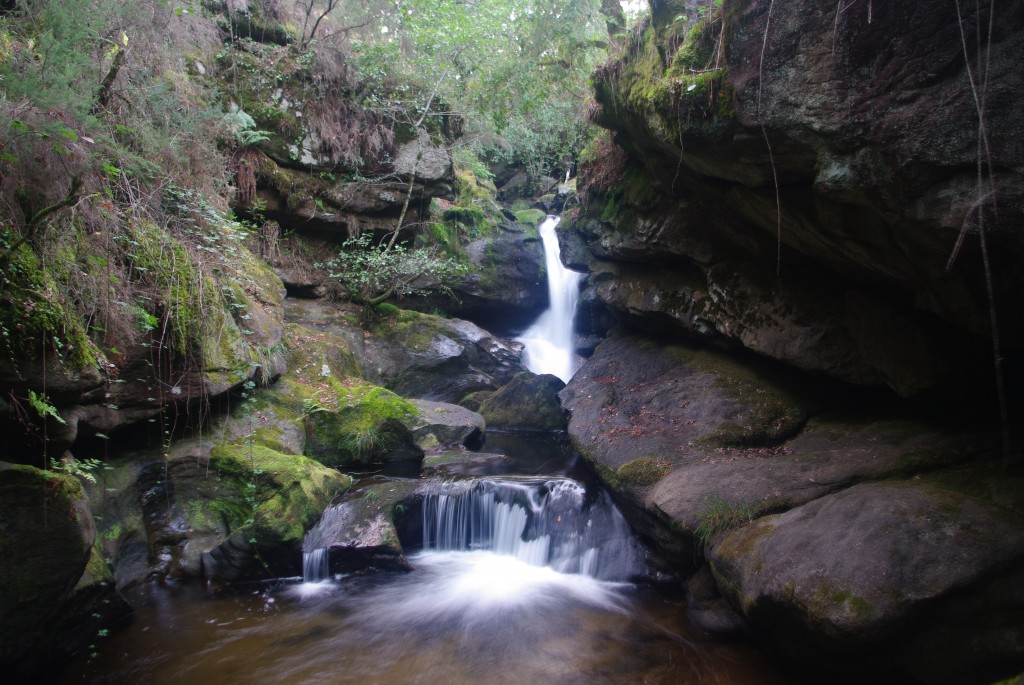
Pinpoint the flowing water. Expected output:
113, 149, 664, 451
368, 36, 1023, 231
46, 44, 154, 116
517, 215, 585, 383
60, 434, 788, 685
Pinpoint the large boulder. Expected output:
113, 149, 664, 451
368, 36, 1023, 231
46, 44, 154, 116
285, 299, 527, 403
479, 372, 567, 431
453, 216, 547, 330
0, 463, 128, 675
145, 431, 351, 582
410, 400, 485, 451
303, 478, 420, 574
561, 331, 813, 470
562, 329, 993, 571
711, 478, 1024, 683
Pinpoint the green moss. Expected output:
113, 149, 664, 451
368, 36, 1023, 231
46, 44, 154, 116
0, 235, 97, 369
514, 209, 547, 230
303, 383, 420, 464
443, 205, 486, 226
812, 582, 875, 622
207, 441, 351, 543
2, 462, 85, 500
594, 18, 734, 148
671, 16, 718, 72
419, 220, 466, 260
618, 455, 672, 486
369, 309, 450, 352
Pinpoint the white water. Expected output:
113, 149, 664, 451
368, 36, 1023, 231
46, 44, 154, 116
302, 548, 329, 583
517, 216, 584, 383
421, 477, 641, 581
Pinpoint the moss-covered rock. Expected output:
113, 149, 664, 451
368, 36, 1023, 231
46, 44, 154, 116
0, 462, 126, 673
303, 384, 423, 466
303, 477, 422, 573
479, 372, 567, 431
156, 423, 352, 582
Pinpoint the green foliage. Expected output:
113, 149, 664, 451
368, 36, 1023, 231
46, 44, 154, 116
28, 390, 66, 425
375, 302, 400, 317
322, 234, 467, 306
50, 455, 103, 484
694, 496, 754, 556
221, 104, 271, 147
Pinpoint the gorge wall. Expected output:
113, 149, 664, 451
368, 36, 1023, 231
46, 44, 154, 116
573, 0, 1023, 399
564, 0, 1024, 681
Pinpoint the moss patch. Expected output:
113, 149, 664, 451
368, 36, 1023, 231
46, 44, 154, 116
0, 234, 97, 370
617, 455, 672, 486
206, 441, 351, 544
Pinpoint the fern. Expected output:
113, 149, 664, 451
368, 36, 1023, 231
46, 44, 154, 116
28, 390, 66, 425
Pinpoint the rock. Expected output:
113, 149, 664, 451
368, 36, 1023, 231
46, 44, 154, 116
269, 322, 424, 467
578, 0, 1024, 397
561, 329, 995, 572
158, 432, 352, 582
561, 331, 812, 472
458, 390, 494, 412
1, 242, 288, 459
573, 284, 616, 339
710, 479, 1024, 681
685, 565, 746, 638
303, 478, 420, 574
479, 372, 567, 431
646, 412, 986, 534
409, 400, 485, 450
285, 299, 527, 403
393, 130, 454, 188
421, 448, 510, 477
450, 219, 547, 329
0, 463, 127, 674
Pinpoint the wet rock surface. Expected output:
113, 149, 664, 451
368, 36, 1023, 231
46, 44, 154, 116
409, 400, 485, 451
563, 329, 1022, 680
479, 372, 567, 431
303, 478, 421, 574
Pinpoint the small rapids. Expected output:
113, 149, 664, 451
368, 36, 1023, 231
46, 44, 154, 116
517, 215, 584, 382
420, 477, 641, 581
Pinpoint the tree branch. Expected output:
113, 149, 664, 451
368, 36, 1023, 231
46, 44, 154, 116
91, 47, 126, 115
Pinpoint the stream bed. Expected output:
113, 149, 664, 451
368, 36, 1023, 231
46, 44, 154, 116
60, 433, 789, 685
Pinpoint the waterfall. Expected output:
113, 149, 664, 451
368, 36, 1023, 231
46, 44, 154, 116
517, 216, 584, 383
421, 477, 641, 581
302, 548, 329, 583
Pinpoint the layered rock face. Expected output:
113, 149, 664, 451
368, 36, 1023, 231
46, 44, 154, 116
578, 0, 1023, 397
567, 1, 1024, 681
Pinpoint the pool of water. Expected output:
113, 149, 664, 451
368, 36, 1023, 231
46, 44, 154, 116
59, 432, 789, 684
63, 563, 786, 685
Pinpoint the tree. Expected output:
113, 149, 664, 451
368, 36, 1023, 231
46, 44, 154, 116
323, 234, 467, 306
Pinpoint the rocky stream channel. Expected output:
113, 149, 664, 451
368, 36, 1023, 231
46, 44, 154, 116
2, 1, 1023, 683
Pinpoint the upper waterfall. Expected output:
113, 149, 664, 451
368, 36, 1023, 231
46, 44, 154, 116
516, 216, 584, 383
